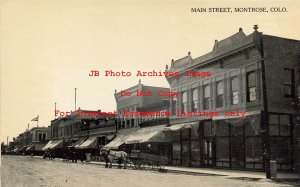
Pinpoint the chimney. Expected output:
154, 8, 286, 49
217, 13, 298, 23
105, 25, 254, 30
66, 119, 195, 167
239, 27, 243, 32
253, 25, 259, 31
188, 51, 191, 56
171, 59, 174, 67
213, 40, 218, 50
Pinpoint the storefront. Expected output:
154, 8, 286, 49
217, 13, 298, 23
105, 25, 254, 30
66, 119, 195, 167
169, 112, 267, 170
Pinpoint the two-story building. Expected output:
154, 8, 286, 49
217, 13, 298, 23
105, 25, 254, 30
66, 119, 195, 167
45, 109, 116, 159
104, 80, 171, 154
165, 25, 300, 171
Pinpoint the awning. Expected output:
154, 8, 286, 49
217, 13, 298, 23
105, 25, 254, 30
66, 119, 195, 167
212, 110, 261, 120
42, 140, 54, 151
125, 125, 171, 144
78, 137, 98, 149
74, 137, 87, 148
49, 140, 63, 149
104, 135, 128, 149
26, 145, 35, 151
163, 122, 198, 131
20, 146, 28, 151
104, 128, 138, 149
35, 144, 47, 151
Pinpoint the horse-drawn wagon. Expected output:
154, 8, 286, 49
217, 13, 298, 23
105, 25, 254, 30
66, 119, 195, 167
128, 150, 168, 171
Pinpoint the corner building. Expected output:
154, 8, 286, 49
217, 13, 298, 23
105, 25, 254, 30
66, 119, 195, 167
165, 26, 300, 171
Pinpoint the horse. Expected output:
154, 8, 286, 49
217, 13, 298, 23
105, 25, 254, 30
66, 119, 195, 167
100, 148, 128, 169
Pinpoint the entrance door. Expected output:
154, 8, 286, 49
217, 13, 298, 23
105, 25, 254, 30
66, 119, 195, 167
202, 138, 215, 166
231, 125, 245, 169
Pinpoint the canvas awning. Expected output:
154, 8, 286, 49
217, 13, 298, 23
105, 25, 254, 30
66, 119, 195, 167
35, 144, 46, 151
49, 140, 63, 149
125, 125, 171, 144
42, 140, 54, 151
20, 146, 28, 151
74, 137, 87, 148
26, 145, 35, 151
78, 137, 98, 149
104, 127, 140, 149
163, 122, 198, 131
212, 110, 261, 120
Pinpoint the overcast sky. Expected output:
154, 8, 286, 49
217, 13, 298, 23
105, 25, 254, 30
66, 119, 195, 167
1, 0, 300, 143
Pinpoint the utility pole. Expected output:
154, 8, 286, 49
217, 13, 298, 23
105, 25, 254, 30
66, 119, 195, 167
7, 136, 9, 145
255, 24, 271, 179
75, 88, 77, 111
55, 102, 57, 119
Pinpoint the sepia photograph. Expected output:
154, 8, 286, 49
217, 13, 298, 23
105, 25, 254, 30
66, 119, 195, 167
1, 0, 300, 186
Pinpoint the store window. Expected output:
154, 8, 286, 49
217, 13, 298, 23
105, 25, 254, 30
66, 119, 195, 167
231, 77, 239, 105
203, 85, 210, 110
247, 71, 257, 102
283, 68, 295, 98
269, 114, 290, 136
216, 81, 224, 108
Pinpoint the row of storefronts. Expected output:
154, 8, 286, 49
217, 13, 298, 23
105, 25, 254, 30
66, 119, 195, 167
4, 26, 300, 173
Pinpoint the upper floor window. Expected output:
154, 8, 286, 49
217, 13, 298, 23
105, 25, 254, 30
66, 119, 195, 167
192, 89, 198, 112
216, 81, 224, 108
231, 77, 239, 105
181, 91, 187, 113
172, 97, 177, 116
203, 85, 210, 110
247, 71, 257, 102
283, 68, 295, 98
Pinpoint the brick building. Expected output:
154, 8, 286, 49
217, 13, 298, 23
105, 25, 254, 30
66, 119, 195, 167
46, 109, 116, 159
12, 126, 50, 155
165, 25, 300, 171
104, 80, 170, 152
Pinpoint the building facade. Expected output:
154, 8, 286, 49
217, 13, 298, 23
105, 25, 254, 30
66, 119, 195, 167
165, 26, 300, 171
47, 109, 116, 160
115, 80, 170, 130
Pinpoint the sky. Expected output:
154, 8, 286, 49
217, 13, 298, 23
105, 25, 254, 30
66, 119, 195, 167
1, 0, 300, 143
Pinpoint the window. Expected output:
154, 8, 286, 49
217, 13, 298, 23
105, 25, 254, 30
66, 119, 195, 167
216, 81, 224, 108
269, 114, 290, 136
172, 97, 177, 116
39, 133, 42, 140
182, 91, 187, 113
247, 71, 257, 102
192, 89, 198, 112
283, 68, 295, 98
231, 77, 239, 105
42, 133, 46, 140
203, 85, 210, 110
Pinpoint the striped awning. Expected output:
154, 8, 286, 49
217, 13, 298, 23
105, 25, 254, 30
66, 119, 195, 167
74, 137, 87, 148
163, 122, 198, 131
42, 140, 54, 151
125, 125, 171, 144
78, 137, 98, 149
49, 140, 63, 149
